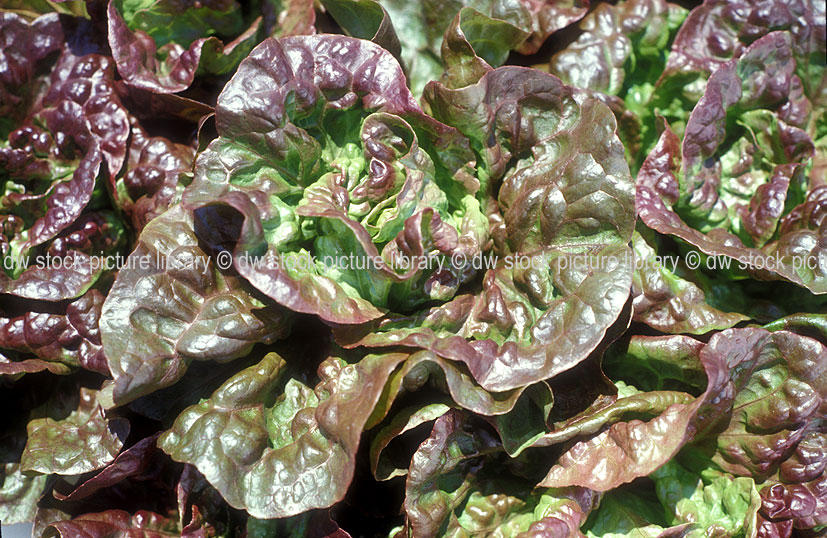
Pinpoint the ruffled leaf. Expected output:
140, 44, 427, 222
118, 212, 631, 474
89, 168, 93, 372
21, 387, 129, 475
100, 205, 290, 405
183, 35, 486, 324
158, 351, 408, 518
107, 0, 314, 94
631, 229, 748, 333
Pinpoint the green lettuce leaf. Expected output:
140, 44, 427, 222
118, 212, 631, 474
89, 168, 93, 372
21, 387, 129, 475
159, 351, 408, 517
183, 35, 488, 324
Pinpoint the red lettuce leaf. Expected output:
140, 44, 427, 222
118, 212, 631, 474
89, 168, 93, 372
106, 0, 315, 95
100, 205, 291, 405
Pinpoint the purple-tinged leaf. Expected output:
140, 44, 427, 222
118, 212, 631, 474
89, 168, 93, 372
0, 289, 108, 375
538, 333, 730, 490
183, 35, 484, 324
403, 410, 502, 537
402, 409, 599, 537
369, 403, 451, 481
337, 245, 634, 392
106, 0, 315, 95
0, 13, 63, 125
424, 67, 636, 249
53, 434, 161, 502
664, 0, 826, 100
369, 0, 589, 96
100, 205, 291, 405
439, 7, 527, 90
540, 326, 826, 497
702, 329, 826, 479
47, 509, 180, 537
1, 15, 130, 301
361, 349, 533, 444
637, 34, 827, 293
631, 230, 748, 334
759, 432, 827, 532
114, 118, 196, 232
550, 0, 686, 96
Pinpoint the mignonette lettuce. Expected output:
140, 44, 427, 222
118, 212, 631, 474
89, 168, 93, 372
1, 1, 826, 536
107, 0, 316, 95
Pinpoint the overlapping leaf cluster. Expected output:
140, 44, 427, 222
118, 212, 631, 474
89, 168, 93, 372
1, 0, 825, 537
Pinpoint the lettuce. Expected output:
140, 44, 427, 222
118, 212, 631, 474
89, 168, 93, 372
1, 2, 825, 536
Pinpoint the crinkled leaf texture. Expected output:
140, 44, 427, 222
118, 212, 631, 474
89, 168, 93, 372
550, 0, 686, 97
113, 117, 196, 233
404, 411, 498, 536
1, 14, 130, 301
548, 0, 688, 168
759, 431, 827, 532
541, 326, 826, 500
338, 244, 634, 393
0, 12, 63, 126
537, 333, 728, 491
107, 0, 315, 94
373, 0, 589, 96
651, 0, 825, 158
403, 410, 598, 537
159, 351, 408, 518
700, 328, 826, 480
46, 509, 181, 537
684, 328, 827, 534
21, 387, 129, 475
4, 2, 827, 536
537, 393, 716, 491
638, 31, 827, 292
631, 230, 748, 333
183, 34, 490, 324
651, 460, 762, 537
100, 205, 291, 405
336, 66, 636, 392
53, 434, 161, 502
423, 66, 636, 250
0, 13, 128, 188
0, 288, 109, 376
0, 464, 48, 525
664, 0, 825, 92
